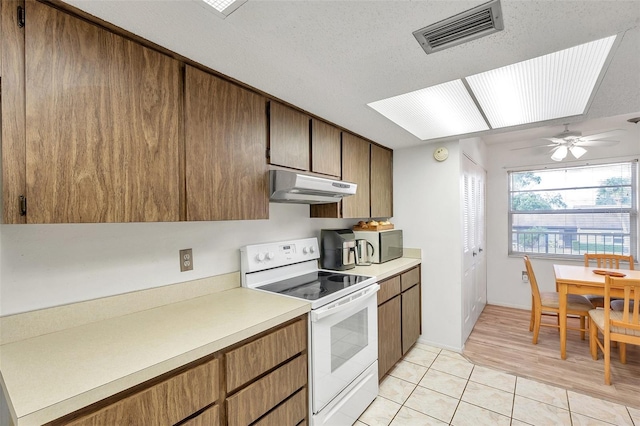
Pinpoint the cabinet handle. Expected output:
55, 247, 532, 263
17, 6, 25, 28
479, 248, 483, 253
19, 195, 27, 216
473, 251, 477, 256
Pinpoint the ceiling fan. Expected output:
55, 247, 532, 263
534, 124, 624, 161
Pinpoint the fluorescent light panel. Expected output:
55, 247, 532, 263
199, 0, 247, 17
466, 35, 616, 128
368, 80, 489, 140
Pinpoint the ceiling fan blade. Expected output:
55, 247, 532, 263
575, 139, 619, 147
510, 139, 557, 151
580, 129, 626, 141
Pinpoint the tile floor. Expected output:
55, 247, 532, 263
356, 343, 640, 426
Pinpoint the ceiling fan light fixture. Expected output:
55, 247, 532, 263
551, 146, 568, 161
569, 145, 587, 159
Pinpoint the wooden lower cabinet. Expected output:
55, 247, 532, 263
60, 357, 219, 426
377, 265, 422, 379
402, 283, 421, 354
183, 405, 221, 426
50, 315, 308, 426
377, 295, 402, 379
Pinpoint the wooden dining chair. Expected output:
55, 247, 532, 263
589, 275, 640, 385
524, 256, 594, 344
584, 254, 634, 308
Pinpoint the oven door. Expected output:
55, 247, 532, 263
310, 283, 379, 414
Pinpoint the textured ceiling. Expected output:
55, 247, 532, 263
62, 0, 640, 149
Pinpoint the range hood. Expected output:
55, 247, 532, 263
270, 170, 357, 204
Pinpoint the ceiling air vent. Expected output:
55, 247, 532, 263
413, 0, 504, 54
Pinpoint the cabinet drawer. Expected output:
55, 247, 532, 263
226, 355, 307, 426
226, 318, 307, 392
253, 388, 307, 426
182, 405, 220, 426
401, 267, 420, 292
65, 358, 219, 426
378, 276, 401, 305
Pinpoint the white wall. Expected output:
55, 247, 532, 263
485, 124, 640, 310
0, 204, 352, 316
394, 141, 463, 351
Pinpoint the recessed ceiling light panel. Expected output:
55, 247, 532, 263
368, 80, 489, 140
465, 35, 617, 128
196, 0, 247, 18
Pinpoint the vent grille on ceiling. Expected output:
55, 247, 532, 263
413, 0, 504, 54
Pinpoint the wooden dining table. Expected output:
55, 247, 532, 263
553, 264, 640, 359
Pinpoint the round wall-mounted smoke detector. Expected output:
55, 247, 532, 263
433, 147, 449, 162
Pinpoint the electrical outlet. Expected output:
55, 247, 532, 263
522, 271, 529, 283
180, 249, 193, 272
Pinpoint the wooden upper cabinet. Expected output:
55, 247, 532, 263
371, 144, 393, 218
311, 119, 341, 178
342, 133, 370, 219
269, 101, 310, 171
24, 1, 182, 223
185, 65, 269, 221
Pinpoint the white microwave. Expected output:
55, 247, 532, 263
352, 229, 403, 263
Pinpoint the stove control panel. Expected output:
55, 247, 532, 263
241, 237, 320, 273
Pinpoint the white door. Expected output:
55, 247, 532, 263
462, 155, 487, 342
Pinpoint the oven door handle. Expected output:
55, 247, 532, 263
311, 284, 380, 322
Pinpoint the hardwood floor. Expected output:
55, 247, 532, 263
463, 305, 640, 409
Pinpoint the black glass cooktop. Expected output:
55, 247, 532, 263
257, 271, 372, 301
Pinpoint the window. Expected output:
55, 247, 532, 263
508, 161, 638, 259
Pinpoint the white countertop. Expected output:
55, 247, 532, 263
0, 256, 421, 426
347, 257, 422, 281
0, 288, 310, 426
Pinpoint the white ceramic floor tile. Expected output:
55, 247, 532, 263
571, 412, 620, 426
354, 422, 368, 426
511, 420, 534, 426
515, 377, 568, 410
389, 406, 449, 426
388, 360, 428, 384
418, 368, 468, 399
403, 347, 439, 368
414, 342, 442, 354
404, 386, 460, 424
568, 391, 633, 426
512, 395, 572, 426
627, 406, 640, 424
469, 365, 516, 393
461, 381, 514, 417
430, 354, 474, 379
358, 396, 402, 426
451, 401, 511, 426
379, 375, 417, 404
439, 349, 468, 360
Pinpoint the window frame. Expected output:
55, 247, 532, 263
507, 160, 638, 261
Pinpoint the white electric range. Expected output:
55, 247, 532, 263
241, 237, 379, 426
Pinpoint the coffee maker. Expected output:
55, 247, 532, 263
320, 229, 356, 270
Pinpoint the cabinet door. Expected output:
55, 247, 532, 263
370, 145, 393, 218
269, 101, 309, 171
402, 284, 421, 354
311, 119, 341, 178
1, 0, 27, 224
25, 1, 181, 223
185, 65, 268, 221
378, 296, 402, 379
342, 133, 370, 218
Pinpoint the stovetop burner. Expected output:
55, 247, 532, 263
257, 270, 372, 301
